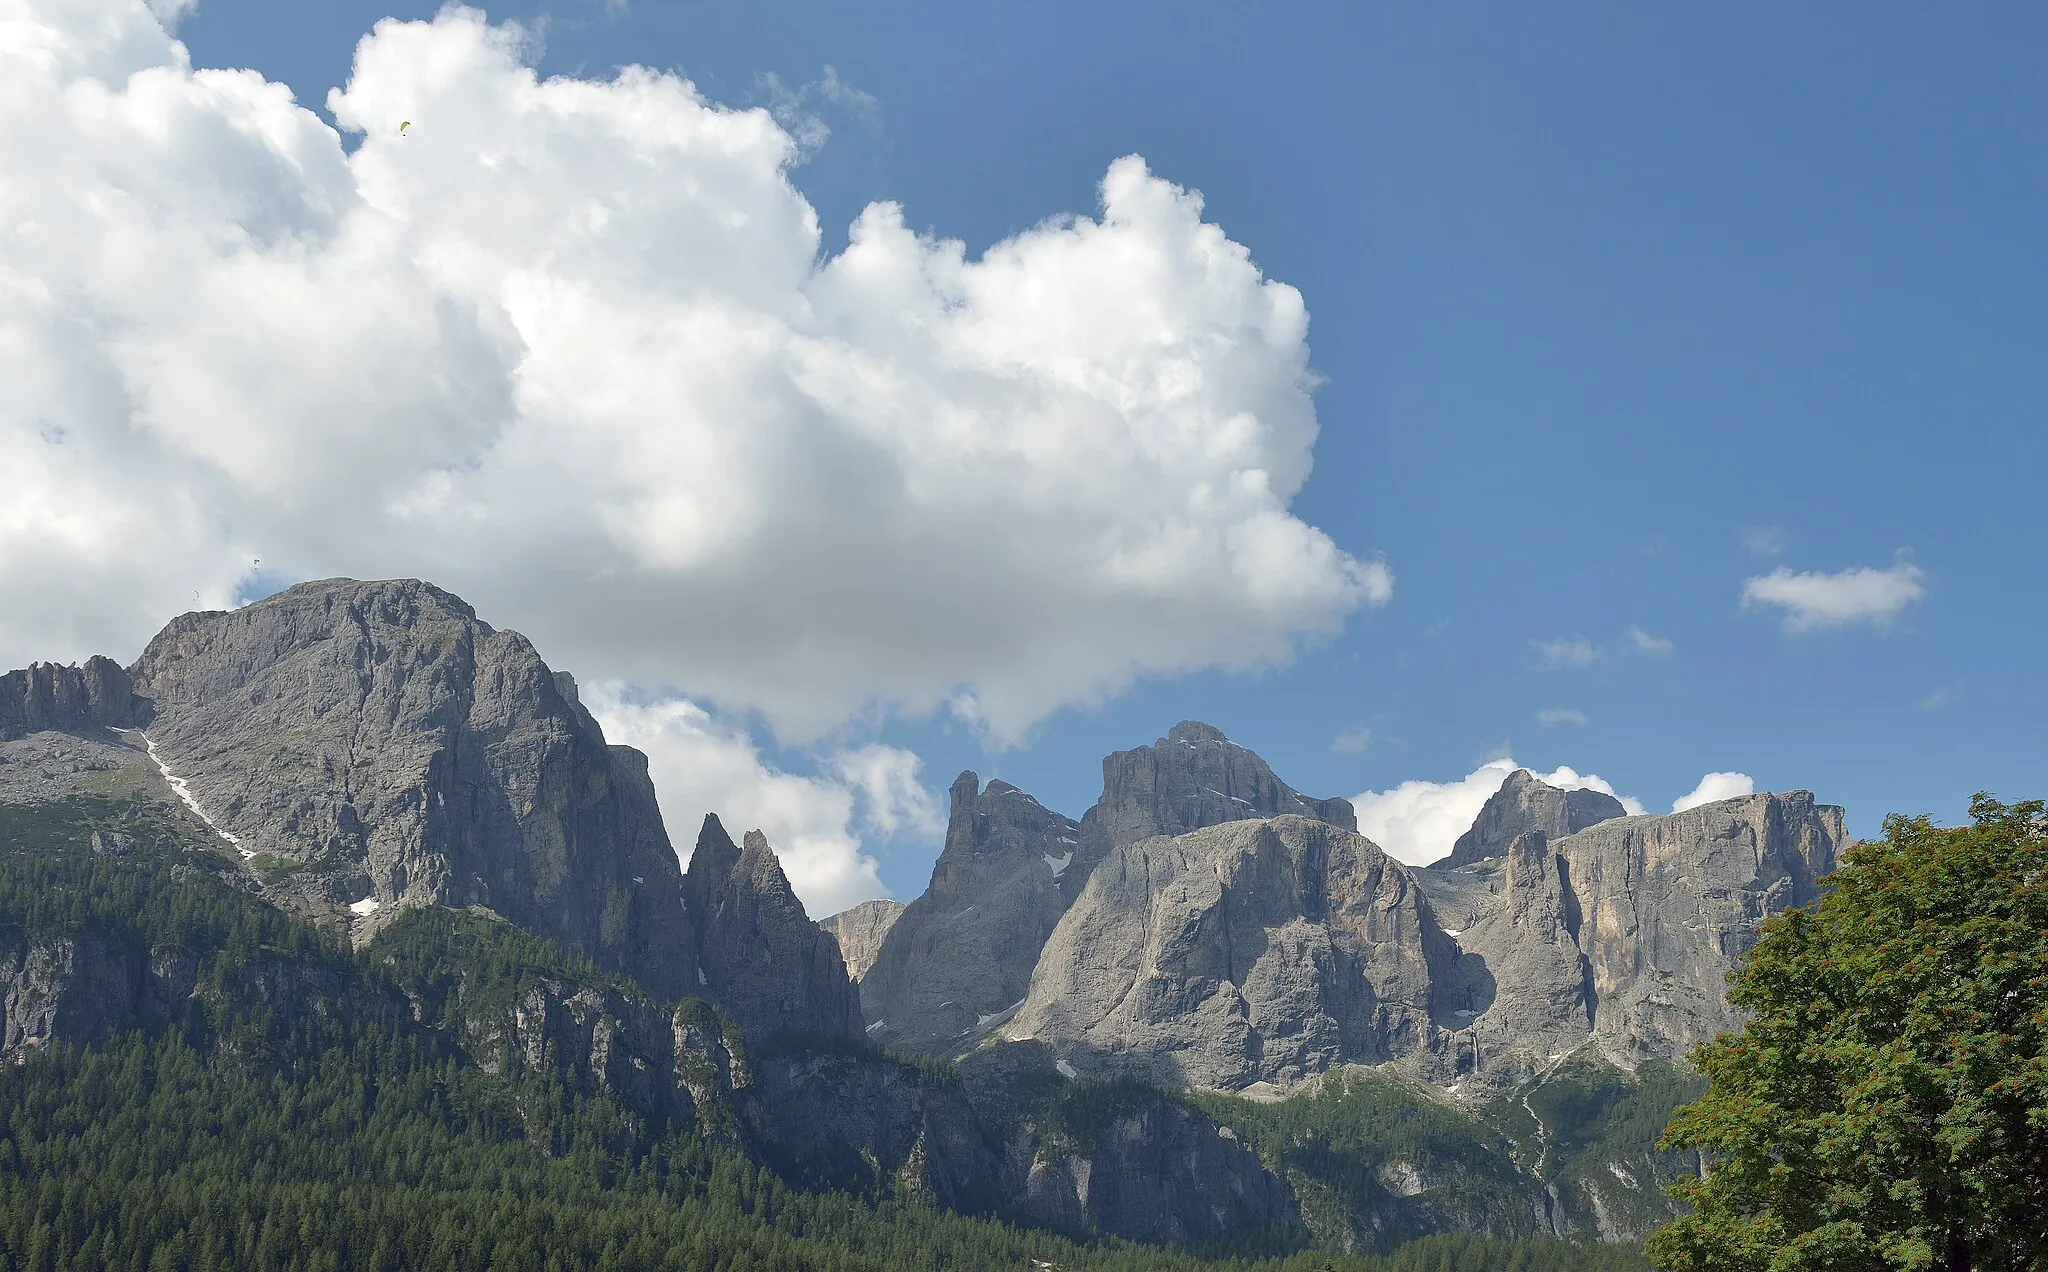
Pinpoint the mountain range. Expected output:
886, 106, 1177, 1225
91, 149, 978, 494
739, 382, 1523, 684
0, 578, 1846, 1256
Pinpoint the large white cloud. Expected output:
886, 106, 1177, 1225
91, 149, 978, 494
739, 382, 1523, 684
584, 685, 944, 916
0, 0, 1387, 748
1742, 557, 1926, 631
1672, 771, 1755, 813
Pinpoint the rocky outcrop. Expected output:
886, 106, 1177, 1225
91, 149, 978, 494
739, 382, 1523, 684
0, 657, 138, 741
860, 773, 1079, 1050
1071, 721, 1356, 901
740, 1052, 1000, 1210
0, 922, 391, 1066
818, 898, 905, 981
1010, 815, 1462, 1091
1416, 791, 1845, 1081
125, 579, 699, 1000
383, 918, 747, 1142
1436, 769, 1625, 870
1018, 1094, 1303, 1245
685, 816, 863, 1044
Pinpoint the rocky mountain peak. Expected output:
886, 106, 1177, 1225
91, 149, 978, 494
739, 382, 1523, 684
686, 815, 863, 1044
1071, 722, 1357, 897
119, 577, 698, 998
1436, 768, 1627, 870
1165, 720, 1229, 745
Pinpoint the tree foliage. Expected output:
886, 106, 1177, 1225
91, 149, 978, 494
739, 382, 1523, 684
1648, 795, 2048, 1271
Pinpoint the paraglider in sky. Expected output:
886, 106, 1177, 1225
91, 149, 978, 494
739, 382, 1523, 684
399, 120, 411, 135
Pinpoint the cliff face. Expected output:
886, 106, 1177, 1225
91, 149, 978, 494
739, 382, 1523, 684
1416, 790, 1846, 1082
817, 899, 905, 982
0, 657, 138, 741
124, 578, 698, 999
684, 816, 864, 1044
1563, 791, 1842, 1062
863, 724, 1359, 1054
1436, 769, 1626, 870
859, 773, 1078, 1050
1011, 815, 1462, 1091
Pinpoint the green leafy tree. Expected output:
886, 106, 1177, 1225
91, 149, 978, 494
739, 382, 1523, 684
1648, 795, 2048, 1271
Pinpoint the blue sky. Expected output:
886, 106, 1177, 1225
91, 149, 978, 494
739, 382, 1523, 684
6, 1, 2043, 909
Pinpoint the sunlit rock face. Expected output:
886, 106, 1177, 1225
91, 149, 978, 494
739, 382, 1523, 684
124, 577, 700, 999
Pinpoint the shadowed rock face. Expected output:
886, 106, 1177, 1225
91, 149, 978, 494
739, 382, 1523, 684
685, 816, 864, 1044
124, 578, 698, 999
859, 773, 1079, 1050
817, 899, 905, 981
0, 658, 138, 741
1436, 769, 1626, 870
1011, 815, 1463, 1091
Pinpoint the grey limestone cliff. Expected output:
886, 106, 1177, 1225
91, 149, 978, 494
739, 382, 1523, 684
1436, 769, 1625, 870
1416, 790, 1845, 1082
685, 816, 864, 1043
1014, 789, 1842, 1095
125, 578, 699, 999
863, 724, 1359, 1054
818, 898, 905, 981
1010, 815, 1461, 1091
0, 657, 138, 741
859, 773, 1079, 1050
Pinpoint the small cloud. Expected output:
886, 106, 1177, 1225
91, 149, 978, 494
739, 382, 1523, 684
828, 745, 945, 839
816, 66, 881, 123
1331, 726, 1372, 754
1537, 708, 1588, 728
1531, 636, 1601, 671
1742, 554, 1927, 631
755, 72, 831, 159
1422, 618, 1450, 639
1920, 687, 1957, 710
1624, 624, 1674, 657
1673, 771, 1755, 813
754, 65, 881, 162
1741, 525, 1789, 557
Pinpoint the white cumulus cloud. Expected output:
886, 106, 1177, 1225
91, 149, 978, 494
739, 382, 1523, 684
1531, 637, 1601, 671
1352, 759, 1645, 867
1742, 557, 1927, 632
0, 0, 1387, 748
829, 744, 946, 839
584, 687, 897, 917
1672, 771, 1756, 813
